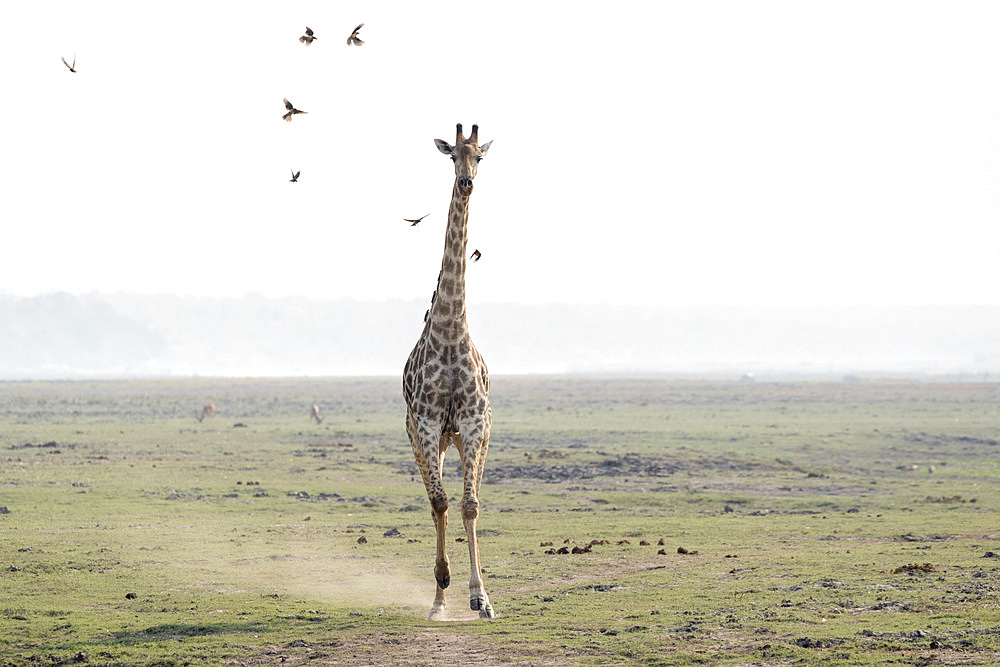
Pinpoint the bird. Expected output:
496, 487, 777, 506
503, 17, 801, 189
299, 27, 317, 45
470, 249, 482, 262
404, 213, 430, 226
290, 169, 300, 182
282, 98, 308, 122
347, 23, 365, 46
61, 54, 76, 73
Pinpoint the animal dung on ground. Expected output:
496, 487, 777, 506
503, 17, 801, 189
657, 549, 667, 555
383, 527, 403, 538
125, 592, 137, 599
657, 538, 666, 546
545, 544, 598, 555
639, 540, 650, 546
540, 541, 553, 547
676, 546, 699, 555
617, 539, 631, 545
356, 536, 367, 544
455, 536, 466, 542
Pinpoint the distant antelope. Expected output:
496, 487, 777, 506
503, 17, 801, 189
310, 404, 323, 424
197, 404, 216, 422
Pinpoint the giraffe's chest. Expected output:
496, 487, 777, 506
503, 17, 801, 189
406, 351, 487, 421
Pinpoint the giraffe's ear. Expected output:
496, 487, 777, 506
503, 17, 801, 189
479, 140, 492, 156
434, 139, 454, 155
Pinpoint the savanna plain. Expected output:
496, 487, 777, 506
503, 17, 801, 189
1, 377, 999, 666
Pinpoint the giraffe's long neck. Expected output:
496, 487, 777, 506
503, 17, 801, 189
427, 180, 471, 338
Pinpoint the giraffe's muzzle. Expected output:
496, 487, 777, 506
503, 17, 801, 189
458, 177, 474, 195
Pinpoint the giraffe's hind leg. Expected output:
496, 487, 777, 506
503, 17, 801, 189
407, 413, 451, 621
457, 413, 494, 619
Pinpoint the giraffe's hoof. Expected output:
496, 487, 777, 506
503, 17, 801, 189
436, 574, 451, 590
471, 596, 494, 618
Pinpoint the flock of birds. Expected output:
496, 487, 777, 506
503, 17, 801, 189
60, 23, 482, 264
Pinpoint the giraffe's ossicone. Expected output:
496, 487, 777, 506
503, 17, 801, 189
403, 123, 495, 621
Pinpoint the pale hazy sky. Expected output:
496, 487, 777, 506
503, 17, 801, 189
3, 1, 1000, 308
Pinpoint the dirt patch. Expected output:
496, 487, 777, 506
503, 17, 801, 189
893, 562, 937, 574
905, 433, 1000, 447
225, 629, 571, 666
915, 496, 972, 504
485, 454, 770, 484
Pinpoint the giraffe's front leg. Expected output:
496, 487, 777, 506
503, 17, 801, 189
408, 413, 450, 621
429, 491, 449, 621
459, 416, 494, 619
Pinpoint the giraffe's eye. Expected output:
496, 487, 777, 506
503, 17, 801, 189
475, 156, 482, 163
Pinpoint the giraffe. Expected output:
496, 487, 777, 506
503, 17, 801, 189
404, 123, 494, 621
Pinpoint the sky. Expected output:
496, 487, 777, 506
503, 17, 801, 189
3, 1, 1000, 308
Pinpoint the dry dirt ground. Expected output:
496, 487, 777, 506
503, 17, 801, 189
226, 628, 573, 666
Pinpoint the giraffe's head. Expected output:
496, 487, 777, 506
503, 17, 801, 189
435, 123, 491, 197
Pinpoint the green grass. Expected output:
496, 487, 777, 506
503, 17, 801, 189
1, 377, 999, 665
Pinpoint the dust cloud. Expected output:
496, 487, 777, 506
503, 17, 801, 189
224, 551, 482, 621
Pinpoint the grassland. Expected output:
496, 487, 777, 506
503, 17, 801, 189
1, 377, 998, 666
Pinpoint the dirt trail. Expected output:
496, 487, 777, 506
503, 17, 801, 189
227, 627, 572, 666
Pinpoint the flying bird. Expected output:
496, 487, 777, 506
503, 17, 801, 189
290, 170, 300, 182
404, 213, 430, 226
282, 98, 308, 122
61, 54, 76, 73
471, 249, 482, 262
347, 23, 365, 46
299, 27, 317, 45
